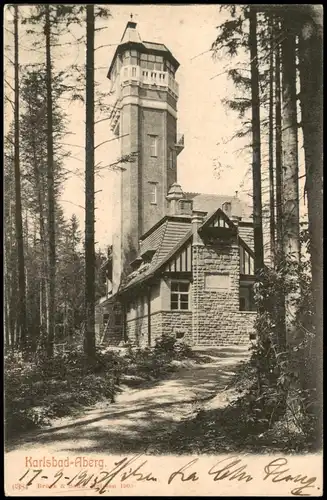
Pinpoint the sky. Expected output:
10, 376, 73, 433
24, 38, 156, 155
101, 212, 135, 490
5, 4, 306, 252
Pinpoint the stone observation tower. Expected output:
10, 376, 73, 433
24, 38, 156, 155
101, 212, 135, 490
107, 19, 184, 292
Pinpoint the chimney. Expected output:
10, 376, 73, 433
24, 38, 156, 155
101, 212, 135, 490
230, 214, 240, 227
166, 183, 184, 215
191, 210, 207, 246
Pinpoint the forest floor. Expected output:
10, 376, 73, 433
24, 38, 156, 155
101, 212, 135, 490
5, 346, 250, 458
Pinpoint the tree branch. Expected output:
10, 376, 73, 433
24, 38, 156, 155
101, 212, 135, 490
5, 79, 15, 92
94, 117, 112, 125
95, 43, 119, 51
94, 134, 129, 150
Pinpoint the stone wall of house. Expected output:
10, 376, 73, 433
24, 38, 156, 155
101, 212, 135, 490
192, 234, 256, 345
126, 310, 192, 347
126, 313, 149, 347
151, 311, 193, 344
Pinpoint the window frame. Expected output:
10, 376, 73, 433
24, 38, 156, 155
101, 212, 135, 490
149, 134, 158, 157
168, 148, 174, 169
239, 283, 256, 311
149, 182, 158, 205
170, 280, 190, 311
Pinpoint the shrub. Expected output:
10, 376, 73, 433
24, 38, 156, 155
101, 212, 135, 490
154, 333, 193, 359
4, 347, 125, 441
154, 333, 177, 353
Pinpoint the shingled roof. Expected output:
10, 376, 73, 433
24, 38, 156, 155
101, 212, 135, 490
184, 192, 252, 221
120, 216, 191, 292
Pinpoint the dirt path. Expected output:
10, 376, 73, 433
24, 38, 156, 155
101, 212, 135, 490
6, 346, 249, 458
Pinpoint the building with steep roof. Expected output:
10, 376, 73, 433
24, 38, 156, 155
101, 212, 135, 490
95, 20, 256, 347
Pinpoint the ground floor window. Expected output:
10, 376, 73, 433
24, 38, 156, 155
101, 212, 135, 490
171, 281, 190, 310
239, 284, 255, 311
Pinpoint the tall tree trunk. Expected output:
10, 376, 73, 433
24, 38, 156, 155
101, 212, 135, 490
274, 19, 286, 350
8, 200, 17, 348
249, 7, 264, 272
14, 5, 27, 351
29, 100, 48, 341
84, 4, 96, 358
275, 20, 283, 258
281, 16, 300, 346
4, 258, 10, 350
268, 17, 276, 267
298, 7, 323, 450
45, 5, 56, 358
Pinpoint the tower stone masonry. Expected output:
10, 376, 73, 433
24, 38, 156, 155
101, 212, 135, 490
108, 21, 184, 292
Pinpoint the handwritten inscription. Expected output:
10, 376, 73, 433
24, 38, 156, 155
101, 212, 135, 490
17, 454, 320, 496
263, 457, 317, 496
19, 454, 157, 495
168, 459, 199, 484
208, 456, 253, 482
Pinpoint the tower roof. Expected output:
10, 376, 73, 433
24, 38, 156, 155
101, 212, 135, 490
120, 20, 142, 44
166, 182, 184, 200
107, 20, 180, 80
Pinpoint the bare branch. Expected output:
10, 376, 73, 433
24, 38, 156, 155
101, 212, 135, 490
4, 54, 15, 65
190, 48, 213, 61
5, 79, 15, 92
95, 43, 119, 51
94, 117, 112, 125
57, 142, 84, 149
4, 27, 14, 35
61, 199, 84, 210
5, 95, 15, 111
94, 134, 129, 150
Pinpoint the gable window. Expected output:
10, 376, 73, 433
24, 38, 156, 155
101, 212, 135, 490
149, 135, 158, 157
149, 182, 157, 205
171, 281, 190, 310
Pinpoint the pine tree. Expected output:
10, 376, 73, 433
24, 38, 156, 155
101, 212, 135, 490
281, 14, 300, 346
249, 6, 264, 272
20, 67, 67, 350
84, 4, 96, 358
297, 4, 323, 450
274, 19, 283, 259
4, 131, 18, 349
268, 16, 276, 266
13, 5, 28, 351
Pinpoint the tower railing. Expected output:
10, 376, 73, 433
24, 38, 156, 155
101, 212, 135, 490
119, 65, 179, 98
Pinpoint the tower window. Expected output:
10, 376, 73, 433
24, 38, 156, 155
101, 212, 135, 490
168, 149, 174, 169
149, 135, 158, 157
149, 182, 157, 205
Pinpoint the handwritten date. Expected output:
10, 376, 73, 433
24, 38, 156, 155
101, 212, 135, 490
18, 454, 318, 496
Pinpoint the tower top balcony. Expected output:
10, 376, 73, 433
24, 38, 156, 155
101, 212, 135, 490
108, 64, 179, 133
107, 20, 180, 83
